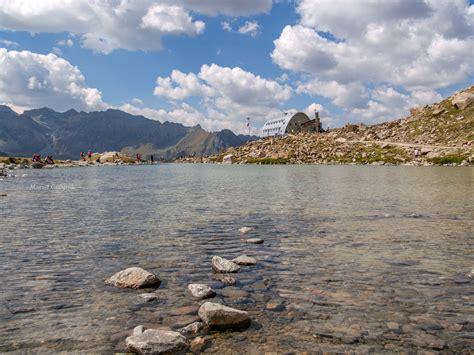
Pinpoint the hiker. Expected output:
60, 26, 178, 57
136, 153, 141, 162
88, 150, 92, 160
80, 152, 84, 160
45, 155, 54, 164
150, 155, 154, 164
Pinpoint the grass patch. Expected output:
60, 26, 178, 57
427, 154, 468, 165
246, 157, 289, 164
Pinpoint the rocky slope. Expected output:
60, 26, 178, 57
179, 87, 473, 166
0, 107, 254, 160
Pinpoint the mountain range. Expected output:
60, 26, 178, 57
0, 105, 255, 160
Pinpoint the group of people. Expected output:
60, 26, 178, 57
31, 154, 54, 164
80, 151, 93, 161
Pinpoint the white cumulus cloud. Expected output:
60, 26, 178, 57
0, 48, 105, 111
238, 21, 261, 37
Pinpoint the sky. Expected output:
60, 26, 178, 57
0, 0, 472, 135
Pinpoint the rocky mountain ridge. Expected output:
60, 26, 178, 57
178, 87, 474, 166
0, 106, 254, 160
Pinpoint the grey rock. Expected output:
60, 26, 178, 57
187, 284, 216, 299
105, 267, 161, 289
212, 256, 240, 273
452, 92, 474, 110
198, 302, 250, 330
126, 329, 189, 354
232, 255, 256, 266
178, 321, 204, 337
246, 238, 264, 244
238, 227, 252, 234
133, 325, 146, 336
221, 287, 249, 298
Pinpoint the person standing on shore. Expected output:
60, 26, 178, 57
88, 150, 92, 160
150, 155, 154, 164
80, 152, 84, 161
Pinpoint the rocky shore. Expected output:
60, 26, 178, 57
0, 151, 147, 172
177, 87, 474, 166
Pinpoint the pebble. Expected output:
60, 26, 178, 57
105, 267, 161, 289
246, 238, 264, 244
212, 256, 240, 273
266, 300, 285, 312
138, 293, 158, 302
178, 321, 204, 338
126, 329, 189, 354
221, 287, 249, 298
198, 302, 251, 330
190, 336, 207, 352
239, 227, 252, 234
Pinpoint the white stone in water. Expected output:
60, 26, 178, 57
198, 302, 250, 330
212, 256, 240, 273
126, 329, 189, 354
105, 267, 161, 289
239, 227, 252, 234
187, 284, 216, 299
246, 238, 264, 244
232, 255, 256, 266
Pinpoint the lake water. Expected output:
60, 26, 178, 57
0, 164, 473, 353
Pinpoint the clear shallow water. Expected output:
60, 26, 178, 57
0, 164, 473, 353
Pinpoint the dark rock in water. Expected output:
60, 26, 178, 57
126, 329, 189, 354
232, 255, 257, 266
385, 260, 420, 267
105, 267, 161, 289
246, 238, 264, 244
187, 284, 216, 299
266, 300, 285, 312
212, 256, 240, 273
198, 302, 250, 330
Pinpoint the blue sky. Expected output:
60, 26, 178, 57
0, 0, 472, 134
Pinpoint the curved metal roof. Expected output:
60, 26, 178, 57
261, 112, 309, 137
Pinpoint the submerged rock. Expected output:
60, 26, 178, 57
188, 284, 216, 299
190, 336, 207, 352
212, 256, 240, 273
126, 329, 189, 354
138, 293, 158, 302
198, 302, 251, 330
232, 255, 257, 266
105, 267, 161, 289
214, 274, 237, 286
246, 238, 264, 244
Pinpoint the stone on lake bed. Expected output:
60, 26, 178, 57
221, 287, 249, 298
169, 305, 199, 316
214, 274, 237, 285
266, 300, 285, 312
188, 284, 216, 299
126, 329, 189, 354
178, 321, 204, 337
239, 227, 252, 234
190, 336, 207, 352
246, 238, 264, 244
138, 293, 158, 302
198, 302, 251, 330
212, 256, 240, 273
163, 315, 201, 329
105, 267, 161, 289
232, 255, 256, 266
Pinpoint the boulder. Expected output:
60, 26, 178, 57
187, 284, 216, 299
126, 329, 189, 354
198, 302, 251, 330
105, 267, 161, 289
246, 238, 264, 244
99, 151, 120, 163
133, 325, 146, 336
138, 293, 158, 302
212, 256, 240, 273
222, 154, 233, 164
232, 255, 257, 266
452, 92, 474, 110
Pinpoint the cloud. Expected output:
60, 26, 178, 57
221, 21, 233, 32
0, 0, 272, 53
238, 21, 260, 37
0, 48, 105, 111
0, 39, 19, 47
272, 0, 474, 123
57, 38, 74, 47
153, 63, 293, 133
